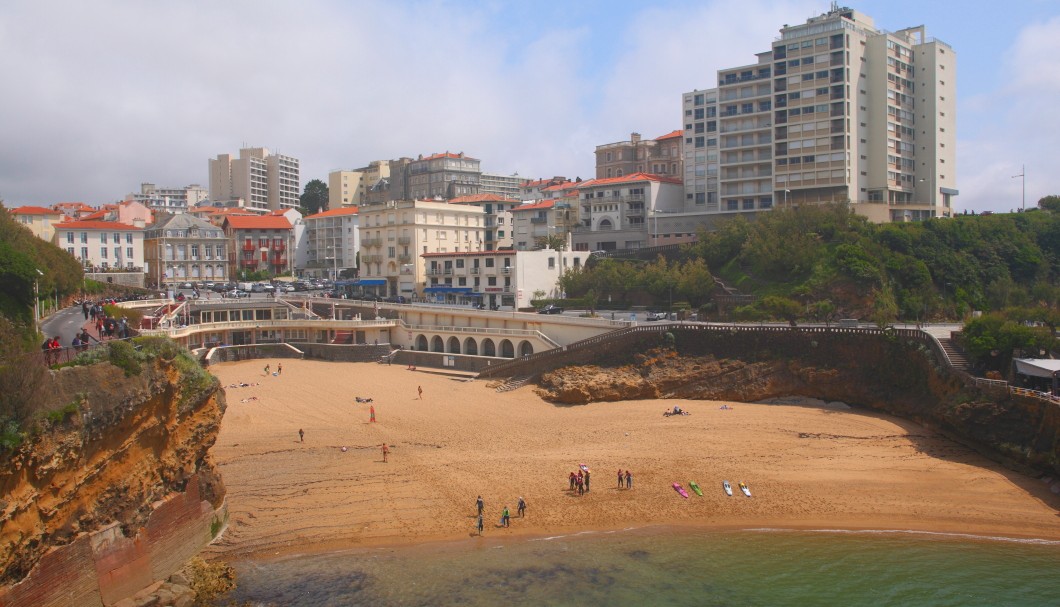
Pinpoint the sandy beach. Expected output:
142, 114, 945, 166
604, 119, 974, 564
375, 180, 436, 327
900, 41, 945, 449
206, 360, 1060, 560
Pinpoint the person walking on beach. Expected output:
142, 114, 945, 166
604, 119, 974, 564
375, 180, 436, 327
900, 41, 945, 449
517, 497, 526, 518
625, 470, 633, 489
417, 385, 423, 400
569, 472, 577, 491
618, 469, 624, 489
298, 428, 304, 442
501, 506, 510, 528
369, 405, 376, 423
476, 513, 484, 535
584, 469, 591, 492
476, 495, 484, 516
381, 442, 389, 463
576, 474, 584, 496
264, 363, 271, 375
277, 362, 283, 376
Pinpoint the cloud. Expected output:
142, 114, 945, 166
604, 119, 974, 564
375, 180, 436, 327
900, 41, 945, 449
957, 16, 1060, 212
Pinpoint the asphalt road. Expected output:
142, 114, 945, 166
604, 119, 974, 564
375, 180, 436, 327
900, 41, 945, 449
40, 305, 90, 348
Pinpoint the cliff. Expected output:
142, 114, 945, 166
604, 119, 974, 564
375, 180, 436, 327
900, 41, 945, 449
537, 329, 1060, 476
0, 348, 226, 603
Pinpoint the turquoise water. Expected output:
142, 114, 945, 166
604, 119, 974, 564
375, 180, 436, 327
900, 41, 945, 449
224, 527, 1060, 606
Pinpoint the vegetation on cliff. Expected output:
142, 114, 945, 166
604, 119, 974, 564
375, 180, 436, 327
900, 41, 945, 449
561, 203, 1060, 326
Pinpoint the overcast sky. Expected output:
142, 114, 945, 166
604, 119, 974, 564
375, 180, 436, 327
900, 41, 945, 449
1, 0, 1057, 213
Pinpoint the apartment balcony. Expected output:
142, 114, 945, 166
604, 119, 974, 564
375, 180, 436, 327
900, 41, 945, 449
530, 217, 548, 224
363, 254, 382, 264
363, 238, 383, 247
470, 267, 481, 275
271, 256, 287, 266
240, 258, 259, 268
397, 254, 412, 264
501, 267, 512, 275
242, 243, 255, 252
397, 236, 411, 245
272, 242, 286, 252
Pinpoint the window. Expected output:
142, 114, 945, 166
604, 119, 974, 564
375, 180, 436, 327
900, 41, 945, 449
485, 258, 495, 268
101, 233, 107, 244
81, 247, 88, 259
80, 232, 88, 243
100, 247, 108, 259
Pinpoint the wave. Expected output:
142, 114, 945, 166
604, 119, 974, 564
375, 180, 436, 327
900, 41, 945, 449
743, 527, 1060, 545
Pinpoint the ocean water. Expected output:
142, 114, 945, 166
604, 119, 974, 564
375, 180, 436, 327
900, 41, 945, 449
223, 527, 1060, 607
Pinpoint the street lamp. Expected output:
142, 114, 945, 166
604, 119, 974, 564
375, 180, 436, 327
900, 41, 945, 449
33, 268, 43, 325
1012, 165, 1025, 210
784, 189, 790, 207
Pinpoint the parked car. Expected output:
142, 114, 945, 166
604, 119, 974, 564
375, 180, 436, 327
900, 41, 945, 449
646, 311, 667, 321
227, 289, 251, 298
538, 304, 564, 315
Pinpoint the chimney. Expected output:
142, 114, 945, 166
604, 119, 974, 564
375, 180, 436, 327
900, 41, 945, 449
631, 132, 641, 143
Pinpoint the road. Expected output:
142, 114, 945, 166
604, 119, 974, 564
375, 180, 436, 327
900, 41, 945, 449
40, 304, 90, 348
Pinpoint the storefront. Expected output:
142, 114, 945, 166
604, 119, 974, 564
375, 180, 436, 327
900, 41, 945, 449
423, 286, 475, 305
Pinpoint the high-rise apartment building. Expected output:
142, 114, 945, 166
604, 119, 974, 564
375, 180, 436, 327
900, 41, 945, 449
329, 160, 392, 209
479, 172, 524, 200
683, 5, 956, 222
209, 147, 301, 212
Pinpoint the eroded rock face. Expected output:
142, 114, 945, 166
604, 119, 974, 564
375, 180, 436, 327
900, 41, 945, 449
0, 359, 226, 585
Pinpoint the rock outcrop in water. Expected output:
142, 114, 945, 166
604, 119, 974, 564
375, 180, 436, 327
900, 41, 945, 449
0, 351, 226, 605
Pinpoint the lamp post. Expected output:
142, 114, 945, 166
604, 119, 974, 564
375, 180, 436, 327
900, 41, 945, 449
784, 189, 790, 207
1012, 165, 1025, 210
33, 268, 43, 325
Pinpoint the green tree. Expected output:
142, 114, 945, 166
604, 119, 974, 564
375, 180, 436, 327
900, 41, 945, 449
1038, 195, 1060, 212
300, 179, 330, 214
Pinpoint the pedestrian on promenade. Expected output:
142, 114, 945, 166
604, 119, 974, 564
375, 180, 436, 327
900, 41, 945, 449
382, 442, 389, 463
298, 428, 304, 442
517, 497, 526, 518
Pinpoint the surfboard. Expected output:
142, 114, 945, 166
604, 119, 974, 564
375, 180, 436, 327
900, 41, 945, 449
672, 482, 689, 499
739, 482, 752, 498
689, 481, 703, 496
723, 480, 732, 496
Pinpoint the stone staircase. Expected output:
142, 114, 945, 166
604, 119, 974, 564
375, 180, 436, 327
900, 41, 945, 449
937, 336, 971, 371
496, 374, 535, 393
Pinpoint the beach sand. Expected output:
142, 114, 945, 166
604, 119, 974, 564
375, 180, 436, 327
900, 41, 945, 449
206, 360, 1060, 560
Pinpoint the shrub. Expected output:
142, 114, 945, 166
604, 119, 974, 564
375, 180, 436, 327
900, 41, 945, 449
108, 340, 142, 376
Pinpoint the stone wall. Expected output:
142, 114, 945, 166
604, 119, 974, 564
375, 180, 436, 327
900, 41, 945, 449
84, 272, 145, 289
0, 475, 226, 607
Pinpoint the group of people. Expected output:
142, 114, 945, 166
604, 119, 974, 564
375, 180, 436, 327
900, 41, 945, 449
40, 336, 62, 364
568, 469, 591, 495
663, 405, 690, 416
82, 301, 130, 340
616, 469, 634, 489
474, 495, 526, 534
70, 328, 100, 352
263, 362, 283, 376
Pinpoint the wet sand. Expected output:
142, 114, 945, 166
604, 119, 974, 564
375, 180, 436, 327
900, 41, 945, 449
206, 360, 1060, 559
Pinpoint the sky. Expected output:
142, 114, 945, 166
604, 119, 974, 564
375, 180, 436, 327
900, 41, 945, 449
1, 0, 1058, 213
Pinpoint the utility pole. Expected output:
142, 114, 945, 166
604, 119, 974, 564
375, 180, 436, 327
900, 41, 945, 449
1012, 165, 1025, 210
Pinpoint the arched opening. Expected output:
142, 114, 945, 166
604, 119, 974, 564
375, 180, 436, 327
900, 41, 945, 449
598, 218, 613, 230
430, 336, 444, 352
518, 341, 534, 357
463, 337, 478, 356
482, 338, 496, 357
447, 336, 461, 354
499, 339, 515, 358
415, 334, 429, 351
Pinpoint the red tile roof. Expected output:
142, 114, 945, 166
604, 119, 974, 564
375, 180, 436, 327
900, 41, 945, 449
12, 205, 61, 215
449, 194, 520, 204
654, 129, 683, 141
82, 209, 109, 221
576, 173, 682, 187
541, 181, 579, 192
307, 207, 359, 219
222, 215, 293, 230
53, 202, 94, 212
510, 200, 556, 212
54, 221, 141, 231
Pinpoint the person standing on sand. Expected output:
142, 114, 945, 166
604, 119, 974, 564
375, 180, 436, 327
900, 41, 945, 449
476, 495, 484, 516
517, 497, 526, 518
501, 506, 510, 528
569, 472, 577, 491
625, 470, 633, 489
584, 469, 591, 492
298, 428, 304, 442
382, 442, 389, 463
369, 405, 376, 423
417, 385, 423, 400
476, 514, 484, 535
264, 363, 271, 375
277, 362, 283, 376
576, 475, 584, 496
618, 469, 624, 489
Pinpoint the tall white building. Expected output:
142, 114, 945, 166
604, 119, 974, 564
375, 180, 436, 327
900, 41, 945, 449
683, 5, 956, 222
124, 183, 208, 215
209, 147, 301, 212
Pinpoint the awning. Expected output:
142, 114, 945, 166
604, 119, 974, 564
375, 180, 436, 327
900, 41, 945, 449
355, 279, 387, 286
424, 287, 472, 293
1013, 359, 1060, 378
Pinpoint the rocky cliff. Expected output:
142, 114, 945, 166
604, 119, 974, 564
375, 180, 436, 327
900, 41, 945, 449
537, 329, 1060, 476
0, 350, 226, 591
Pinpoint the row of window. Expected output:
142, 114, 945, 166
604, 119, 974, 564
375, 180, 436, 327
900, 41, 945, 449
67, 246, 136, 260
66, 232, 136, 244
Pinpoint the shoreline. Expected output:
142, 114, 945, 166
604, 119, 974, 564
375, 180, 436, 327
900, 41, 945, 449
205, 360, 1060, 563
